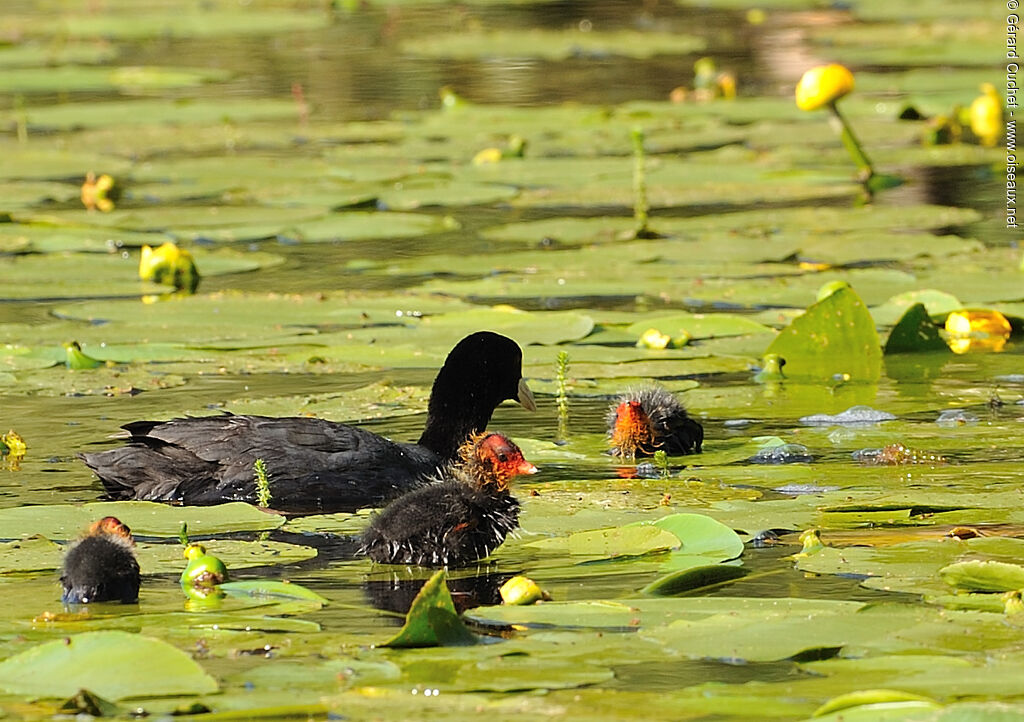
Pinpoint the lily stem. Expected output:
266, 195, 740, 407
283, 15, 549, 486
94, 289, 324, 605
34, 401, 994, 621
827, 102, 875, 183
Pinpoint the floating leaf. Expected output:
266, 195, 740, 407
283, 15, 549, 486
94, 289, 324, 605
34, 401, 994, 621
384, 570, 477, 648
219, 580, 329, 604
764, 286, 881, 382
0, 501, 283, 541
870, 289, 964, 326
884, 303, 949, 354
624, 313, 772, 340
402, 29, 706, 60
939, 560, 1024, 593
0, 631, 217, 699
527, 525, 680, 559
640, 565, 748, 597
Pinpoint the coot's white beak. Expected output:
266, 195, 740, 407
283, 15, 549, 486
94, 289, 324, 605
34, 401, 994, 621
517, 378, 537, 412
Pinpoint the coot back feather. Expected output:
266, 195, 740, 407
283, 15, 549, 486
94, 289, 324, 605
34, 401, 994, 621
81, 332, 535, 514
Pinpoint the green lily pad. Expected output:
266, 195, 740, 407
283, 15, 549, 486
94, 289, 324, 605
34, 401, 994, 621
402, 29, 706, 60
0, 631, 217, 699
218, 580, 329, 604
0, 42, 120, 68
646, 513, 746, 562
0, 224, 170, 253
5, 98, 300, 131
23, 10, 330, 39
764, 286, 882, 382
870, 289, 964, 326
0, 538, 314, 575
384, 570, 477, 648
884, 303, 949, 354
940, 560, 1024, 593
625, 313, 773, 340
640, 564, 749, 597
0, 65, 228, 93
283, 212, 459, 243
0, 501, 283, 541
526, 524, 681, 559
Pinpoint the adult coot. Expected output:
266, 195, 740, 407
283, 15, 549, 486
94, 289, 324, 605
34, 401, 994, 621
607, 386, 703, 458
82, 332, 535, 514
360, 432, 536, 567
61, 516, 141, 604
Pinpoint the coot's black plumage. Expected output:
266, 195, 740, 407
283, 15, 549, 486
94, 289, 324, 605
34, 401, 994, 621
81, 332, 535, 514
61, 517, 141, 604
360, 432, 537, 567
607, 386, 703, 458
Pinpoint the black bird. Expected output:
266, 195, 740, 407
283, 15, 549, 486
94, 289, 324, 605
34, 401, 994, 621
81, 332, 536, 514
361, 432, 537, 567
61, 517, 141, 604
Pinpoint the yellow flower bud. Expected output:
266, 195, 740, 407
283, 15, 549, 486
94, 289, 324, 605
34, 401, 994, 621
794, 528, 824, 557
81, 172, 119, 212
969, 83, 1003, 147
795, 64, 855, 111
500, 575, 550, 605
636, 327, 671, 350
139, 242, 200, 292
1004, 590, 1024, 616
181, 543, 228, 590
1, 430, 26, 457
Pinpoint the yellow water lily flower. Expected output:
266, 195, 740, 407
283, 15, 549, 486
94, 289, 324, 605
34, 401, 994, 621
795, 64, 854, 111
472, 135, 527, 165
636, 327, 671, 350
1, 431, 26, 457
80, 172, 119, 212
794, 528, 825, 557
139, 242, 200, 292
945, 309, 1011, 354
969, 83, 1003, 147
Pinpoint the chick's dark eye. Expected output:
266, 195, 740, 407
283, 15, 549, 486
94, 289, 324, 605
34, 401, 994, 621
498, 452, 508, 463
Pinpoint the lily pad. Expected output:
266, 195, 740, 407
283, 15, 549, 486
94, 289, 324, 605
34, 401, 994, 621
0, 631, 217, 699
384, 570, 477, 648
884, 303, 949, 354
625, 313, 773, 340
402, 29, 706, 60
940, 560, 1024, 593
0, 501, 283, 541
765, 286, 882, 382
526, 524, 681, 559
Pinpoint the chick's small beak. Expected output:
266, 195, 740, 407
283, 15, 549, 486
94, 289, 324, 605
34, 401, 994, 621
517, 377, 537, 412
517, 459, 539, 475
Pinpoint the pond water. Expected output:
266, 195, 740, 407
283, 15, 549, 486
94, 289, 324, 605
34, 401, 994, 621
0, 0, 1019, 719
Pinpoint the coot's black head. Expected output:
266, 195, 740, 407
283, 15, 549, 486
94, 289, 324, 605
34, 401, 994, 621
418, 332, 535, 461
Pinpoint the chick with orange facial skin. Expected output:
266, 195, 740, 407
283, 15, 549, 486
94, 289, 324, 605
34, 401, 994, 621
607, 387, 703, 459
361, 432, 537, 567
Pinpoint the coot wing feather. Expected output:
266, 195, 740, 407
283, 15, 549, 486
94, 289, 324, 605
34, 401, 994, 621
85, 416, 442, 513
